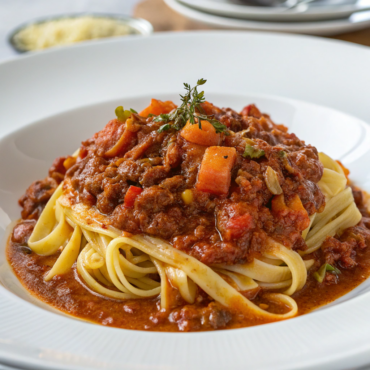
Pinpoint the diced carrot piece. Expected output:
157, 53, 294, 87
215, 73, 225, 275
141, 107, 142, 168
140, 99, 177, 118
105, 119, 137, 158
286, 194, 306, 213
271, 194, 288, 215
271, 194, 310, 231
196, 146, 237, 195
287, 195, 310, 229
181, 120, 220, 146
124, 186, 143, 208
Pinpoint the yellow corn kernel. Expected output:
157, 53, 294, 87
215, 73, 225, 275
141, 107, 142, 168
181, 189, 193, 205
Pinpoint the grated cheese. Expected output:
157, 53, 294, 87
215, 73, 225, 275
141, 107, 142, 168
13, 16, 136, 51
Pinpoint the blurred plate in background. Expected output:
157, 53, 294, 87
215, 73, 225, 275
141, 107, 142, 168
178, 0, 370, 21
166, 0, 370, 35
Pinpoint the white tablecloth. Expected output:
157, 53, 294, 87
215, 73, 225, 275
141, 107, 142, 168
0, 0, 142, 61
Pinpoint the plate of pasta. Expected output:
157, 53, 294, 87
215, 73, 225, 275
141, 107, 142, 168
1, 32, 370, 370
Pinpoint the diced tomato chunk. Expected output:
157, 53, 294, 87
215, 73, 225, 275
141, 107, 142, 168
181, 120, 220, 146
196, 146, 236, 196
140, 99, 177, 118
124, 186, 143, 208
226, 214, 254, 239
241, 104, 262, 118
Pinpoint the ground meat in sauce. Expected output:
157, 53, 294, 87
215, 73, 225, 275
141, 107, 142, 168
11, 220, 36, 245
20, 101, 326, 266
168, 302, 232, 331
49, 156, 67, 183
13, 101, 370, 331
309, 187, 370, 285
18, 177, 58, 220
18, 102, 370, 271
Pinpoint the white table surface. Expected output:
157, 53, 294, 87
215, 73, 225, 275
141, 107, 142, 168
0, 0, 142, 62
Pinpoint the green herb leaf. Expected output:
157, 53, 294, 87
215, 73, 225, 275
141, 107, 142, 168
158, 124, 171, 133
130, 108, 138, 113
313, 271, 323, 283
314, 263, 341, 283
278, 150, 287, 158
154, 114, 170, 122
325, 264, 341, 274
115, 106, 132, 122
154, 79, 229, 135
243, 145, 265, 159
147, 113, 155, 117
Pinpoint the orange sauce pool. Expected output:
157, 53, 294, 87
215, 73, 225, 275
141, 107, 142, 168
6, 238, 370, 332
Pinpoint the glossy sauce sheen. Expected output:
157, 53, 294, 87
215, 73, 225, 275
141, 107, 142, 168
7, 239, 370, 331
10, 100, 370, 331
295, 246, 370, 315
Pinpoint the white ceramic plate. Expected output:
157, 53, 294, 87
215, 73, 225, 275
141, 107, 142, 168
178, 0, 370, 22
166, 0, 370, 35
1, 32, 370, 370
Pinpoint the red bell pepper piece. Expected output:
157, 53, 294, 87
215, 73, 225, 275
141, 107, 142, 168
124, 186, 143, 208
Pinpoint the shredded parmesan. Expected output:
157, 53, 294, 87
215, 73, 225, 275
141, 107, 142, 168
13, 16, 136, 51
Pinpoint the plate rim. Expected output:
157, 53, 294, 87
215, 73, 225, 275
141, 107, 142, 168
1, 91, 370, 370
2, 31, 370, 370
2, 29, 370, 67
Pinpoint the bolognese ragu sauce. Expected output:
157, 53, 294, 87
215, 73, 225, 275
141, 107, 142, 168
7, 99, 370, 332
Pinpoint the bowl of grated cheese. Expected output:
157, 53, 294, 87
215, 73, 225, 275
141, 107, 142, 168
8, 13, 153, 53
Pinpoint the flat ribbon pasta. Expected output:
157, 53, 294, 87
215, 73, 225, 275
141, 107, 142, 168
26, 151, 359, 323
301, 152, 362, 255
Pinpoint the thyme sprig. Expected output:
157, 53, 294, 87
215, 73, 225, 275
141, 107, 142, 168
155, 79, 229, 135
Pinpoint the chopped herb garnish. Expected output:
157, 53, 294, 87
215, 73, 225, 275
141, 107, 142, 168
154, 79, 229, 135
313, 263, 341, 283
325, 264, 341, 274
115, 106, 132, 122
130, 108, 138, 114
147, 113, 155, 117
158, 123, 171, 133
278, 150, 287, 158
243, 144, 265, 159
155, 113, 170, 122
